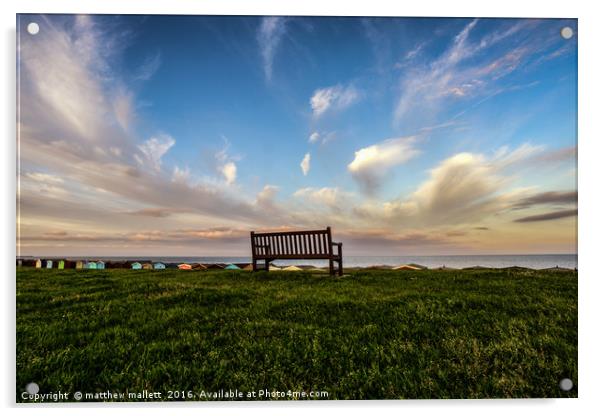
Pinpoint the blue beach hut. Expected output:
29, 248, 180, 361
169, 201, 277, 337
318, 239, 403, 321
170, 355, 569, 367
46, 260, 53, 269
153, 262, 166, 270
96, 261, 105, 270
131, 262, 142, 270
85, 261, 97, 269
224, 264, 240, 270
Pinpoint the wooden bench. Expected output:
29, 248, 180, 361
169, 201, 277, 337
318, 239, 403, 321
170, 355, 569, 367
250, 227, 343, 276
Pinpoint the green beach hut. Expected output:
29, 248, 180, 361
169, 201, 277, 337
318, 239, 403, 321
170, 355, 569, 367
58, 260, 65, 269
85, 261, 97, 269
131, 262, 142, 270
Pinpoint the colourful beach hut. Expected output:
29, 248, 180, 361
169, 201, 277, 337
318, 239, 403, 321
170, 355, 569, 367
96, 261, 105, 270
58, 260, 65, 269
269, 264, 281, 271
45, 260, 53, 269
283, 265, 302, 271
224, 264, 240, 270
393, 264, 421, 271
142, 263, 153, 270
153, 263, 166, 270
75, 261, 84, 269
178, 263, 192, 270
85, 261, 97, 269
191, 263, 207, 270
131, 262, 142, 270
35, 259, 42, 268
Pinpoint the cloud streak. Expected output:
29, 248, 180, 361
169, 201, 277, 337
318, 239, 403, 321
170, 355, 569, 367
257, 17, 287, 81
514, 209, 577, 223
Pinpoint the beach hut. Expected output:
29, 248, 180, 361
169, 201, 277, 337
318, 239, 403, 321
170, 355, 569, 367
269, 264, 281, 271
35, 259, 42, 268
393, 264, 421, 271
45, 260, 53, 269
131, 262, 142, 270
85, 261, 97, 269
178, 263, 192, 270
75, 260, 84, 269
58, 260, 65, 269
191, 263, 207, 270
17, 259, 23, 267
283, 265, 303, 271
96, 261, 105, 270
242, 264, 254, 271
142, 263, 153, 270
224, 264, 240, 270
204, 263, 224, 270
153, 262, 166, 270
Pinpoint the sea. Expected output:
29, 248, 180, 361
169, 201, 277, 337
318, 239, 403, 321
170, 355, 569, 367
21, 254, 578, 270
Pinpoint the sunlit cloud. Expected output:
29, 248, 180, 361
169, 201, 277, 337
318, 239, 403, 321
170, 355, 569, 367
300, 153, 311, 176
348, 136, 420, 194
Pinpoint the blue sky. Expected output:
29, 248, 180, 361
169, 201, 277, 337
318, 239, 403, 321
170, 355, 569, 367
17, 15, 577, 256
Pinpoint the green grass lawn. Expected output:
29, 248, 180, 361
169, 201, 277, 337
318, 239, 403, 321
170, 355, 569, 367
16, 268, 577, 401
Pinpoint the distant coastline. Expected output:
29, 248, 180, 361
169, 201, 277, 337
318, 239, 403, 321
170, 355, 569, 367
16, 254, 578, 270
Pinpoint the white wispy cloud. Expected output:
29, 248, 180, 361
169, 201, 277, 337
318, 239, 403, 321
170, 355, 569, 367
300, 153, 311, 176
393, 19, 538, 125
257, 17, 287, 81
137, 134, 176, 172
135, 52, 162, 81
348, 136, 420, 193
308, 131, 336, 145
310, 84, 360, 118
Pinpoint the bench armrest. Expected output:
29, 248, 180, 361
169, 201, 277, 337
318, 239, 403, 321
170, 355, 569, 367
331, 241, 342, 256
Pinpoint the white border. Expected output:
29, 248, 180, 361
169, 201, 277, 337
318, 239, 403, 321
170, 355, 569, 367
3, 1, 601, 415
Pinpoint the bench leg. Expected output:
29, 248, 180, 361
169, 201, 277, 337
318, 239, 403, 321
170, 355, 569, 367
329, 259, 334, 276
252, 259, 257, 272
265, 259, 270, 271
338, 258, 343, 276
